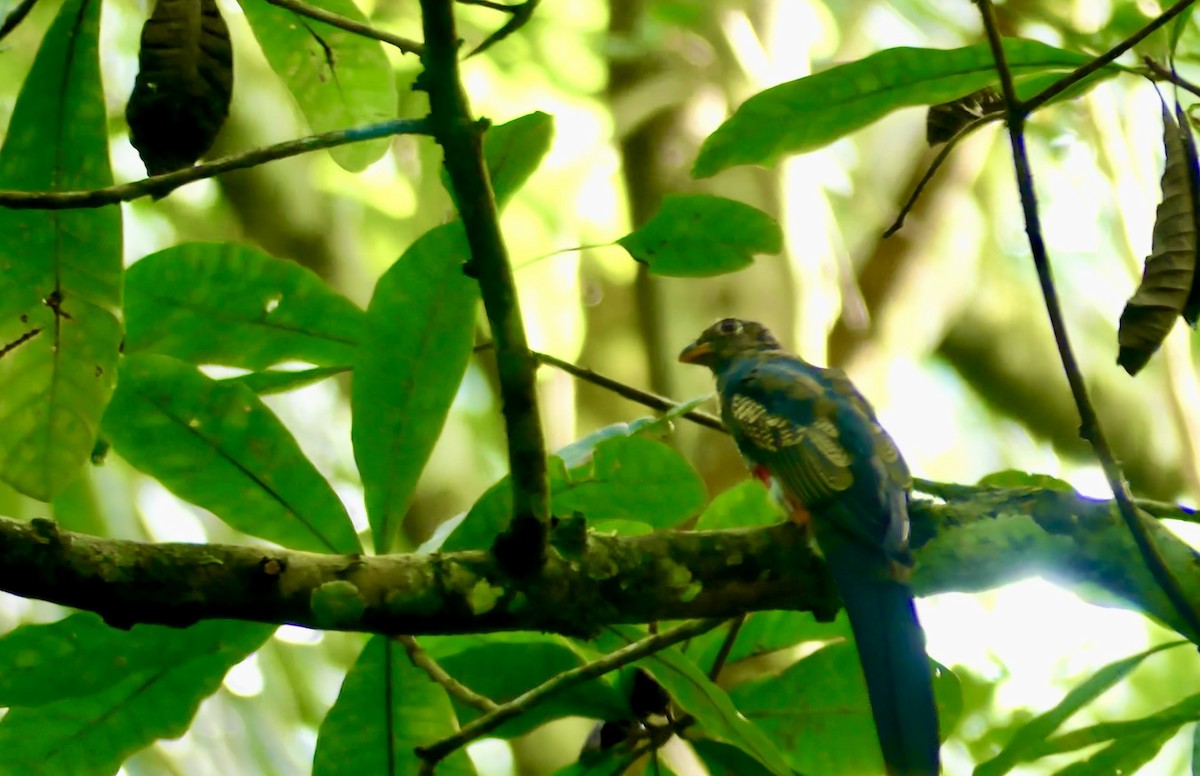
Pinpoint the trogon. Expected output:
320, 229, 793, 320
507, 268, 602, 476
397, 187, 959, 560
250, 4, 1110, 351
679, 318, 940, 776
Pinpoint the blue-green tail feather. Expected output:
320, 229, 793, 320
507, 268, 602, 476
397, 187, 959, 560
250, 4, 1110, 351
824, 544, 940, 776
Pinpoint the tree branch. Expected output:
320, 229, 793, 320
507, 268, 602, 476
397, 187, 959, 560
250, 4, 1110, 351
265, 0, 423, 55
975, 0, 1200, 638
1143, 55, 1200, 101
0, 119, 431, 210
1023, 0, 1196, 114
415, 618, 723, 765
2, 480, 1197, 639
418, 0, 551, 572
396, 635, 498, 712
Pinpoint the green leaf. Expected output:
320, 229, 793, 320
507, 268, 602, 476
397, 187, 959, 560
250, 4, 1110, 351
0, 615, 271, 776
444, 419, 710, 551
313, 636, 477, 776
694, 38, 1112, 177
438, 640, 626, 738
729, 641, 958, 775
976, 469, 1076, 493
730, 641, 880, 774
555, 436, 708, 528
226, 366, 349, 395
439, 457, 569, 553
237, 0, 395, 172
352, 223, 479, 552
688, 610, 850, 677
694, 480, 784, 530
691, 739, 778, 776
103, 354, 360, 554
0, 614, 267, 706
125, 243, 364, 370
975, 640, 1187, 776
0, 0, 121, 501
599, 626, 791, 776
1036, 692, 1200, 758
1051, 729, 1180, 776
442, 112, 555, 210
617, 195, 782, 277
1171, 6, 1196, 56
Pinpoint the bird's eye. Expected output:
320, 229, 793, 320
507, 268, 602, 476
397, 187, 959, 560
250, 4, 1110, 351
717, 319, 742, 335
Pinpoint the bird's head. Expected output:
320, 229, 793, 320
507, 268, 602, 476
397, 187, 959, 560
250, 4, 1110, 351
678, 318, 781, 370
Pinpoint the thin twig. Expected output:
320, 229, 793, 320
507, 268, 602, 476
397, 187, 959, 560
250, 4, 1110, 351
467, 0, 538, 57
414, 618, 724, 765
533, 349, 726, 432
707, 615, 745, 682
457, 0, 517, 11
265, 0, 423, 55
0, 0, 39, 43
1143, 56, 1200, 101
883, 113, 1003, 238
0, 118, 431, 210
1024, 0, 1197, 113
396, 636, 499, 712
419, 0, 551, 571
976, 0, 1200, 639
474, 341, 726, 431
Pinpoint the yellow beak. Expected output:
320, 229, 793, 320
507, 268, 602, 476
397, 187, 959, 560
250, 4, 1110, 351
678, 340, 713, 364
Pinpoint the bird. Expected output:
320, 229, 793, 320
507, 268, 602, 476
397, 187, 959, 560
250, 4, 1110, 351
679, 317, 940, 776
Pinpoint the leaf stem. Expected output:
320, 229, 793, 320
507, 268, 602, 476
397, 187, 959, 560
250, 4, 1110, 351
414, 618, 724, 765
0, 118, 431, 210
418, 0, 551, 571
976, 0, 1200, 639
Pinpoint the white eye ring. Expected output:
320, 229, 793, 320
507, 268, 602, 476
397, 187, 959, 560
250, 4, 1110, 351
718, 319, 742, 335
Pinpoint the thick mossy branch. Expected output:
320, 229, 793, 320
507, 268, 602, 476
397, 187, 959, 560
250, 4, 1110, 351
1, 485, 1196, 639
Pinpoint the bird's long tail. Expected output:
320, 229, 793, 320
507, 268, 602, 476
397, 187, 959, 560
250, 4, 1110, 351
823, 543, 940, 776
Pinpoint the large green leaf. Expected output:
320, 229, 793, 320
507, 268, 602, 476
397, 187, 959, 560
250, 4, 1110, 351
313, 636, 476, 776
966, 640, 1184, 776
554, 436, 708, 528
599, 626, 792, 776
237, 0, 395, 172
694, 38, 1114, 177
0, 0, 121, 501
729, 643, 961, 775
617, 195, 782, 277
104, 354, 360, 554
125, 243, 364, 370
0, 615, 271, 775
438, 640, 627, 738
352, 223, 479, 552
728, 641, 886, 774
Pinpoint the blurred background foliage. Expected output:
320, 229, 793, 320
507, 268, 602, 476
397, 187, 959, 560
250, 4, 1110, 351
2, 0, 1200, 773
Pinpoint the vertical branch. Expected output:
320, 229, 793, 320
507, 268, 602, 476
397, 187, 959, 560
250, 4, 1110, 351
417, 0, 550, 569
975, 0, 1200, 638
